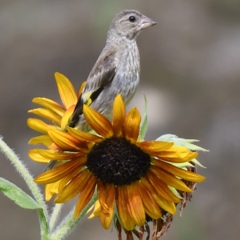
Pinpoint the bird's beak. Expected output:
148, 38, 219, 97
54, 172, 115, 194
140, 16, 157, 29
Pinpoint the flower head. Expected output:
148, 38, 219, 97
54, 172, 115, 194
29, 91, 205, 233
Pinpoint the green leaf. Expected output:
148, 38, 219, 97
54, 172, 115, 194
157, 134, 208, 168
139, 95, 148, 141
156, 134, 208, 152
0, 177, 42, 210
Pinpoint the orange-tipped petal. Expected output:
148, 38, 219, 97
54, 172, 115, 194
32, 97, 64, 116
55, 72, 77, 108
112, 94, 125, 137
83, 105, 113, 138
124, 108, 141, 142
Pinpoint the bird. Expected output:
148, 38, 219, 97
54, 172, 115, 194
69, 9, 157, 130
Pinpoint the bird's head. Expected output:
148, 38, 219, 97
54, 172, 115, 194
108, 9, 157, 41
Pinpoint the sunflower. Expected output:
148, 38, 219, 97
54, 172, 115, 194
29, 93, 205, 232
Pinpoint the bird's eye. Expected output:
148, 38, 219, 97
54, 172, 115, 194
128, 16, 136, 22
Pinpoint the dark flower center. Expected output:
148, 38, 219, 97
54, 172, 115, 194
86, 137, 151, 186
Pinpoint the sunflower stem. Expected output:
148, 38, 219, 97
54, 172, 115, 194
0, 137, 49, 237
49, 204, 64, 232
49, 194, 97, 240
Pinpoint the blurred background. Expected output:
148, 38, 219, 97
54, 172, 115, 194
0, 0, 240, 239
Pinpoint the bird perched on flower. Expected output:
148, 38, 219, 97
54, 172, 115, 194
69, 9, 156, 129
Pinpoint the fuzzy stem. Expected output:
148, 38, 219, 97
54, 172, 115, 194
0, 137, 49, 237
49, 194, 97, 240
49, 204, 64, 232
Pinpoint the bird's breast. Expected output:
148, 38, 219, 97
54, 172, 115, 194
112, 42, 140, 104
118, 42, 140, 74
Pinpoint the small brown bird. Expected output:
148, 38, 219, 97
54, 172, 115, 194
69, 9, 156, 129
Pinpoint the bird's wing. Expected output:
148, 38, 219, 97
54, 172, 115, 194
69, 47, 117, 127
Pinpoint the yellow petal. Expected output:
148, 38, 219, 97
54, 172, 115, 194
154, 146, 198, 163
137, 141, 173, 152
55, 72, 77, 108
36, 149, 85, 160
141, 178, 176, 214
74, 175, 97, 218
29, 108, 61, 126
56, 169, 92, 202
88, 200, 101, 218
116, 186, 135, 231
27, 118, 52, 134
153, 195, 176, 215
34, 158, 85, 184
32, 97, 64, 116
57, 169, 83, 195
83, 105, 113, 138
152, 159, 206, 182
67, 127, 103, 142
48, 129, 88, 151
126, 183, 145, 227
28, 135, 53, 147
124, 108, 141, 142
112, 94, 125, 137
61, 105, 75, 129
146, 171, 181, 203
28, 149, 50, 163
45, 181, 60, 201
150, 167, 192, 192
136, 181, 162, 219
97, 182, 115, 229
